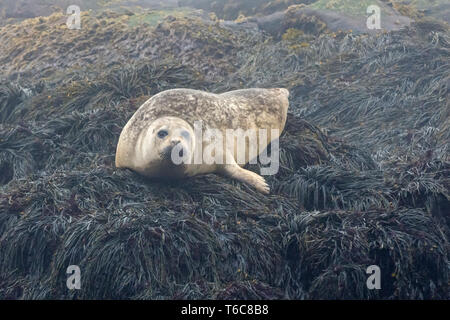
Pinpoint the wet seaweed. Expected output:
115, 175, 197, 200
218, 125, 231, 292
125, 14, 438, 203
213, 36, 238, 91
283, 208, 448, 299
0, 2, 448, 300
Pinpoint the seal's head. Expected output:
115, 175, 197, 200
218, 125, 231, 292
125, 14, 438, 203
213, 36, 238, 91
136, 116, 195, 178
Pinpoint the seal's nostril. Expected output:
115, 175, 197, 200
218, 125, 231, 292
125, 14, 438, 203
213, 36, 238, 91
179, 149, 184, 157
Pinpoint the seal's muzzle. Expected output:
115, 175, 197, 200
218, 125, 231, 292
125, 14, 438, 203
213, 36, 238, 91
161, 143, 187, 165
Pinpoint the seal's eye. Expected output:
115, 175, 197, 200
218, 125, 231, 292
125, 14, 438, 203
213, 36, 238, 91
157, 130, 168, 139
181, 130, 190, 139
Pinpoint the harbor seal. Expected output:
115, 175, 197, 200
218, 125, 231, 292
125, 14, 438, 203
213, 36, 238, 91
115, 88, 289, 194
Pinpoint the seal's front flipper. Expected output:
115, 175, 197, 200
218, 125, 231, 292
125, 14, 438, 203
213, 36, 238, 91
220, 163, 270, 195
